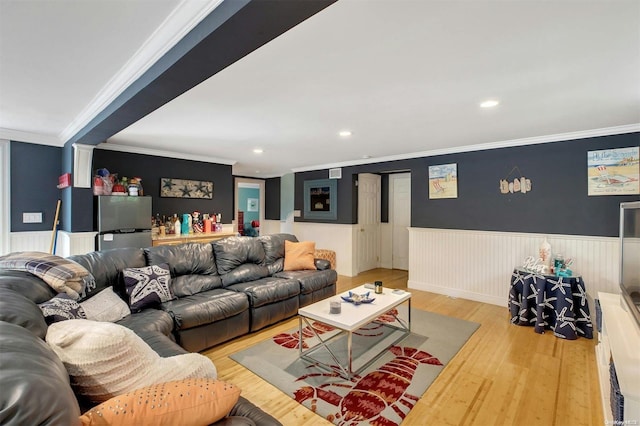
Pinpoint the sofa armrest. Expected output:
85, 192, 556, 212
221, 396, 282, 426
314, 258, 331, 270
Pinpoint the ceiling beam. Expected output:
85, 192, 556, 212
66, 0, 337, 147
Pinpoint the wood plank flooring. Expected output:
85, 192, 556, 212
202, 268, 604, 425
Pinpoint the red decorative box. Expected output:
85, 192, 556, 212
57, 173, 71, 189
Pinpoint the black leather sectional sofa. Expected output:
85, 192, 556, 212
0, 233, 337, 425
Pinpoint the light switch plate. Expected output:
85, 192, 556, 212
22, 212, 43, 223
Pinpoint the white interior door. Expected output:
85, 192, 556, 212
357, 173, 380, 273
391, 173, 411, 270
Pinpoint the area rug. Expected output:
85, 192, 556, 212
230, 306, 479, 425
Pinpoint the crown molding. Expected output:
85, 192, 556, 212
59, 0, 224, 144
0, 127, 62, 146
96, 142, 236, 166
291, 124, 640, 173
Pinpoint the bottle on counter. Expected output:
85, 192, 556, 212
181, 214, 190, 235
174, 214, 181, 235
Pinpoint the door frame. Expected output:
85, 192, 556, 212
234, 177, 265, 235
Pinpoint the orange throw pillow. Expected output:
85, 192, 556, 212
284, 240, 316, 271
79, 378, 241, 426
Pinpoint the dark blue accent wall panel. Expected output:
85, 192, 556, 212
265, 177, 280, 220
92, 149, 233, 227
10, 142, 62, 232
295, 132, 639, 237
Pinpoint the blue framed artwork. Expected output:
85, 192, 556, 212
303, 179, 337, 220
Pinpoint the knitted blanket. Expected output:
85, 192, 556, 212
0, 251, 94, 299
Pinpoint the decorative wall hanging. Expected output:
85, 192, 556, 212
160, 178, 213, 199
247, 198, 259, 212
587, 147, 639, 196
428, 163, 458, 199
303, 179, 337, 220
499, 166, 531, 195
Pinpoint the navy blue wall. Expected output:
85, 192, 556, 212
265, 177, 280, 220
92, 149, 234, 226
294, 132, 640, 237
10, 142, 63, 232
11, 132, 639, 237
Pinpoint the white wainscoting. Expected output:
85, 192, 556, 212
9, 231, 52, 253
55, 231, 98, 257
293, 222, 358, 277
10, 231, 99, 256
408, 227, 619, 307
260, 219, 282, 236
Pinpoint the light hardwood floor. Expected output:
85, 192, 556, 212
202, 268, 604, 425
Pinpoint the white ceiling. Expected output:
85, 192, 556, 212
1, 0, 639, 177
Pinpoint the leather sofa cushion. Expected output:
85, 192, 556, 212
220, 264, 270, 287
0, 288, 48, 339
170, 274, 223, 298
162, 289, 249, 330
69, 247, 146, 301
136, 330, 187, 357
0, 321, 81, 425
117, 308, 175, 336
274, 269, 338, 295
144, 243, 218, 277
258, 233, 298, 265
227, 277, 300, 308
213, 237, 266, 275
0, 270, 56, 303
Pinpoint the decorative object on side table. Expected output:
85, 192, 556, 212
539, 237, 551, 273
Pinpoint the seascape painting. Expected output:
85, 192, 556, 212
429, 163, 458, 199
587, 147, 639, 196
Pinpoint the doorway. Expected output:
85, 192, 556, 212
390, 173, 411, 270
357, 173, 381, 273
234, 178, 264, 236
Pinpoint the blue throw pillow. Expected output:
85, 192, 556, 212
123, 263, 174, 312
39, 293, 87, 324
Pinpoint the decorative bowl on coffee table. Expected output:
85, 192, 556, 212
341, 291, 375, 305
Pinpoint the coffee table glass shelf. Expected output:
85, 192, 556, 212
297, 284, 411, 379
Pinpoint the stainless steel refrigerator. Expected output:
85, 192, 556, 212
96, 196, 152, 250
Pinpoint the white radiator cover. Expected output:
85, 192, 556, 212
408, 227, 619, 306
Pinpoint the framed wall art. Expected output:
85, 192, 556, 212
303, 179, 337, 220
587, 147, 639, 196
247, 198, 259, 212
428, 163, 458, 199
160, 178, 213, 199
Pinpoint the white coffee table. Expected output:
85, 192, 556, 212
297, 284, 411, 379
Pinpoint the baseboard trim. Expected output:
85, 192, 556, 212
408, 279, 505, 307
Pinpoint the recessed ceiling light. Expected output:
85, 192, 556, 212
362, 155, 371, 159
253, 148, 263, 154
339, 130, 352, 137
480, 100, 500, 108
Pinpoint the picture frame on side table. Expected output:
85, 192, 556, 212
303, 179, 337, 220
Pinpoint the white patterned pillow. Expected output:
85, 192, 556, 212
122, 263, 174, 312
39, 293, 87, 324
46, 320, 217, 404
80, 287, 130, 322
